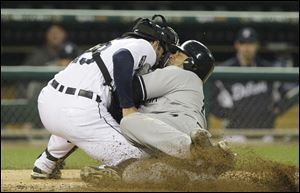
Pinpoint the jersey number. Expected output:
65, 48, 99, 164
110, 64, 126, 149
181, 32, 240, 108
73, 41, 112, 65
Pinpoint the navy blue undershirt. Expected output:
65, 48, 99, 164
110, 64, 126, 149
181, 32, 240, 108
113, 48, 135, 108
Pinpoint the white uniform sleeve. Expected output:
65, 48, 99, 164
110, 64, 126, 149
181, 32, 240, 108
119, 39, 156, 72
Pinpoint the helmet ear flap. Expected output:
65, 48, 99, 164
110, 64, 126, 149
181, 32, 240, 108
183, 57, 195, 71
181, 40, 215, 82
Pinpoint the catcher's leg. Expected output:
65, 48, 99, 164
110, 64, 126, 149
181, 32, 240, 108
31, 135, 77, 179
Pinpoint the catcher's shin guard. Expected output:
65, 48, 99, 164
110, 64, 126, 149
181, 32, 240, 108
31, 146, 77, 179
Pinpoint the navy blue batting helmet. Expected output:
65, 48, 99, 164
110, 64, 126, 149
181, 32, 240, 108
180, 40, 215, 82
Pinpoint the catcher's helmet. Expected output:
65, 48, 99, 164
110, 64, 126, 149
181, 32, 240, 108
152, 15, 180, 50
180, 40, 215, 83
123, 15, 179, 52
162, 26, 180, 53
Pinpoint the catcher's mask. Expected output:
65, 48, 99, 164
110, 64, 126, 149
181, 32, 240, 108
123, 15, 180, 69
180, 40, 215, 83
151, 15, 180, 52
156, 26, 181, 68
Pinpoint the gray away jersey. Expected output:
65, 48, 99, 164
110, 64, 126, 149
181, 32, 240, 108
137, 65, 207, 129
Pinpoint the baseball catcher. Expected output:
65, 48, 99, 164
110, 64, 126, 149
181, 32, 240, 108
31, 15, 179, 179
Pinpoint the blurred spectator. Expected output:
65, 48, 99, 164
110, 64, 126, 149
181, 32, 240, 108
57, 42, 81, 67
26, 42, 81, 99
23, 24, 81, 101
22, 25, 81, 129
211, 27, 298, 142
22, 24, 67, 66
222, 27, 270, 67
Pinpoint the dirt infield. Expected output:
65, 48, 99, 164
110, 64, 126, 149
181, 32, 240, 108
2, 167, 298, 192
1, 170, 174, 192
1, 170, 87, 192
1, 146, 299, 192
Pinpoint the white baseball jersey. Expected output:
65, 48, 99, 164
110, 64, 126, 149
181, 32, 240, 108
54, 38, 156, 107
34, 38, 156, 174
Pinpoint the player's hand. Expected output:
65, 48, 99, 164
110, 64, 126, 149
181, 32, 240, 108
122, 107, 138, 117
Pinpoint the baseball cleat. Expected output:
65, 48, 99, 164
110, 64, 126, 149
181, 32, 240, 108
190, 130, 236, 175
31, 166, 50, 179
190, 128, 213, 148
190, 129, 236, 156
80, 165, 121, 184
217, 140, 230, 151
31, 166, 62, 179
216, 140, 237, 157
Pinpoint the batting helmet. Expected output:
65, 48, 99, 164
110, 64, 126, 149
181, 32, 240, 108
180, 40, 215, 83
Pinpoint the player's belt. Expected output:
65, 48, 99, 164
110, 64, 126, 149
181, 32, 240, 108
51, 79, 101, 103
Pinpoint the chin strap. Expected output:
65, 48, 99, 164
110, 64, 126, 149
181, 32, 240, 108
154, 52, 171, 69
